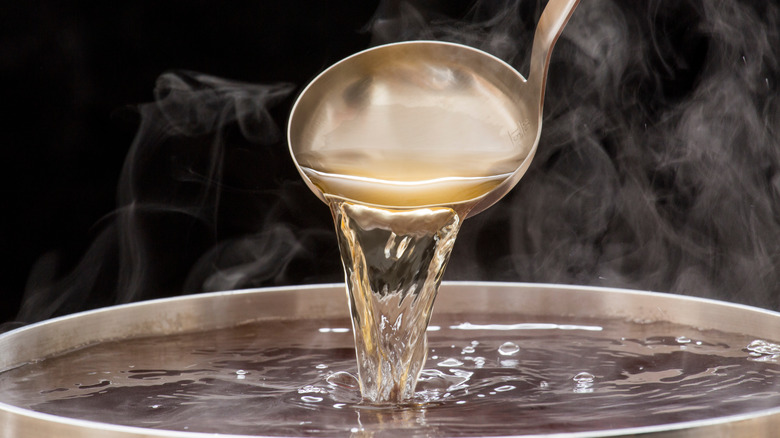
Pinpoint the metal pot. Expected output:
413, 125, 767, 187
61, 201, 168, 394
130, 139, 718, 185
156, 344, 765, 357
1, 282, 779, 437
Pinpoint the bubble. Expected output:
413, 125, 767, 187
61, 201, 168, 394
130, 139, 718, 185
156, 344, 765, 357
573, 372, 595, 383
326, 371, 359, 390
676, 336, 692, 344
417, 368, 473, 395
298, 385, 327, 394
747, 340, 780, 355
461, 346, 476, 354
437, 358, 464, 367
540, 381, 549, 389
573, 372, 595, 393
495, 385, 515, 392
315, 364, 328, 369
498, 342, 520, 356
300, 396, 323, 403
746, 340, 780, 362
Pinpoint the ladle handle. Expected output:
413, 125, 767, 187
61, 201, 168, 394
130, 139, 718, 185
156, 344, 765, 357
528, 0, 579, 111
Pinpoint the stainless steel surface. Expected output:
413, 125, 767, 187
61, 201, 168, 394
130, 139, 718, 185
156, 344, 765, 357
1, 282, 779, 437
288, 0, 579, 218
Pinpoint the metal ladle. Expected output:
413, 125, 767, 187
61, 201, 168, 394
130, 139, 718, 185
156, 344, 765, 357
288, 0, 579, 218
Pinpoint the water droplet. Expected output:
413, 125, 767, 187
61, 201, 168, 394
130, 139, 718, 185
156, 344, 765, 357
235, 370, 247, 375
300, 396, 323, 403
676, 336, 691, 344
151, 404, 161, 409
461, 346, 476, 354
498, 342, 520, 356
315, 364, 328, 369
495, 385, 515, 392
456, 400, 467, 404
437, 358, 464, 367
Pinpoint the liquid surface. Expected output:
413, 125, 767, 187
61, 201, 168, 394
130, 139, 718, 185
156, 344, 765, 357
1, 313, 779, 437
302, 166, 510, 210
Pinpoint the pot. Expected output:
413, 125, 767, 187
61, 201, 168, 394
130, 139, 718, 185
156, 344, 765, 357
0, 282, 778, 437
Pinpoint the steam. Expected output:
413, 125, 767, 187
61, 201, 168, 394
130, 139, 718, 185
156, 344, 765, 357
444, 0, 780, 309
14, 72, 344, 324
11, 0, 780, 326
115, 72, 296, 302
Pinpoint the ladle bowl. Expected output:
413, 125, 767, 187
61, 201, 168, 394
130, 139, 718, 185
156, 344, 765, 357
288, 0, 580, 217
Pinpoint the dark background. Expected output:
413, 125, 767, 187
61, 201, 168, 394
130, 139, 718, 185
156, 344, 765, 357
1, 0, 383, 323
3, 0, 780, 326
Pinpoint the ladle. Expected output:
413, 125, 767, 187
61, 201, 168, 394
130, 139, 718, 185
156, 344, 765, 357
288, 0, 580, 218
287, 0, 580, 403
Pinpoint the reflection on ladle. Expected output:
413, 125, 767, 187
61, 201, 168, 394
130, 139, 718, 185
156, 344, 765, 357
288, 0, 580, 403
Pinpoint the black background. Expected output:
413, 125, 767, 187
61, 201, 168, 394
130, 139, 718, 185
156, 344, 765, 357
2, 0, 384, 323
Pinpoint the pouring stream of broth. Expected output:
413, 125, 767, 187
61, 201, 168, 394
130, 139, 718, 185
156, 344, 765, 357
288, 0, 580, 403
